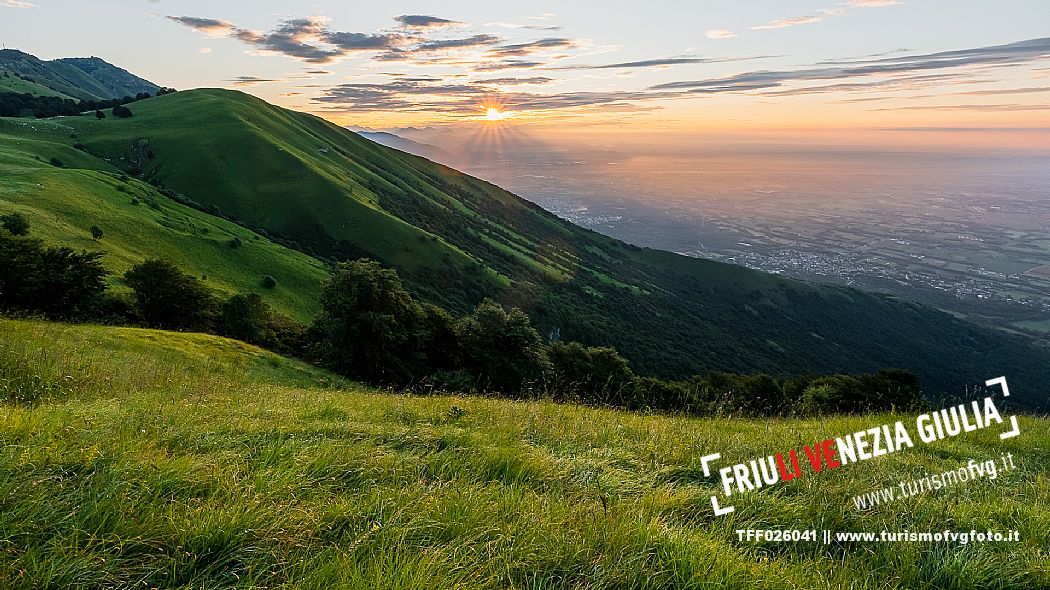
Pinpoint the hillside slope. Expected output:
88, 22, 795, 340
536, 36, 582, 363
0, 318, 1047, 588
0, 117, 328, 322
0, 49, 159, 100
3, 88, 1048, 407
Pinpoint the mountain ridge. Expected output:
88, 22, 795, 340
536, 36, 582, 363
0, 49, 160, 100
354, 130, 457, 167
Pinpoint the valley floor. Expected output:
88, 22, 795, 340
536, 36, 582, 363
1, 319, 1047, 588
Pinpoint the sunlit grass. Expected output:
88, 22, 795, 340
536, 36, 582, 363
1, 318, 1048, 588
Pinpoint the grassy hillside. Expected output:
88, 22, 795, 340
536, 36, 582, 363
1, 318, 1047, 588
0, 117, 329, 322
11, 88, 1040, 408
55, 89, 508, 296
0, 72, 72, 98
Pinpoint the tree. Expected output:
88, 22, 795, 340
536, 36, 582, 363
1, 212, 29, 236
219, 293, 272, 344
548, 341, 635, 405
419, 302, 459, 373
95, 109, 105, 119
90, 224, 104, 240
456, 299, 550, 395
124, 259, 218, 331
112, 105, 133, 118
859, 369, 925, 411
311, 259, 428, 385
0, 232, 107, 318
218, 292, 305, 353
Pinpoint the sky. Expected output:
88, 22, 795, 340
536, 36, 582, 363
3, 1, 1050, 147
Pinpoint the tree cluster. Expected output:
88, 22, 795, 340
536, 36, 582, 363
0, 230, 107, 319
0, 87, 174, 119
307, 259, 926, 416
0, 218, 927, 416
0, 220, 300, 351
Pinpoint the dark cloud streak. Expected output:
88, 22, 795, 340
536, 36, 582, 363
394, 15, 463, 29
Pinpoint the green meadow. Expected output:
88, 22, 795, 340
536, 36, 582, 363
1, 318, 1047, 589
0, 117, 329, 322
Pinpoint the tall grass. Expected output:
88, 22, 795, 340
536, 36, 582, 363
0, 318, 1047, 588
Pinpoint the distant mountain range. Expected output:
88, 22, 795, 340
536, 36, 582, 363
0, 49, 160, 101
353, 130, 456, 167
1, 51, 1047, 409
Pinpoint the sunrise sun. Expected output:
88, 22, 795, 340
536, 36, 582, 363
484, 107, 509, 121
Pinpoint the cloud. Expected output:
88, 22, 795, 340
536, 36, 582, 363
746, 2, 896, 32
847, 0, 901, 6
652, 37, 1050, 94
313, 77, 678, 115
705, 30, 737, 39
227, 76, 282, 86
167, 13, 587, 73
471, 60, 546, 72
0, 0, 35, 7
485, 21, 563, 31
475, 77, 554, 85
375, 33, 503, 63
167, 15, 234, 35
198, 48, 213, 54
837, 83, 1049, 103
168, 15, 402, 63
417, 34, 501, 51
562, 55, 773, 70
308, 35, 1050, 121
772, 73, 980, 98
951, 86, 1050, 96
485, 38, 578, 58
872, 103, 1050, 112
749, 14, 825, 30
394, 15, 463, 29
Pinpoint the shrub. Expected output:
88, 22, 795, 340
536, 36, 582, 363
218, 293, 305, 353
90, 224, 104, 240
261, 275, 277, 289
95, 109, 105, 119
228, 237, 243, 248
49, 157, 63, 168
124, 259, 218, 331
1, 212, 29, 236
795, 375, 866, 415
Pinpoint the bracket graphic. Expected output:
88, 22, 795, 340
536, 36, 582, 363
700, 453, 735, 516
985, 376, 1020, 440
